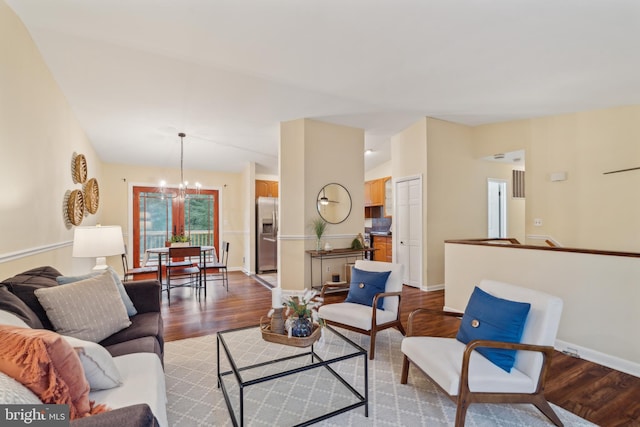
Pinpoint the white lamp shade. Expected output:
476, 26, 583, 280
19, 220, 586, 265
72, 226, 125, 269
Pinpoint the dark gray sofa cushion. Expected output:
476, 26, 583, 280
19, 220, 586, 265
122, 280, 161, 314
0, 285, 44, 328
1, 266, 62, 329
100, 312, 164, 353
70, 404, 158, 427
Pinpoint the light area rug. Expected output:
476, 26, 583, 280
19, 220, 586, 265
164, 327, 595, 427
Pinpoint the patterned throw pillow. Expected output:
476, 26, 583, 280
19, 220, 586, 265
0, 371, 42, 404
35, 270, 131, 343
56, 267, 137, 316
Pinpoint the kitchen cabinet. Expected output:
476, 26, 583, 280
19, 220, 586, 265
372, 235, 392, 262
364, 178, 385, 207
255, 180, 278, 198
364, 176, 392, 218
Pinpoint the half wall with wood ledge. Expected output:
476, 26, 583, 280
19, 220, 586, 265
444, 238, 640, 378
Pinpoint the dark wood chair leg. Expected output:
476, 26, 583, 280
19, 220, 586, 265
454, 398, 469, 427
534, 396, 564, 426
396, 322, 406, 336
369, 331, 377, 359
401, 356, 410, 384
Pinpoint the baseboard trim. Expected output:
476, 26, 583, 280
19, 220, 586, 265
555, 339, 640, 378
423, 283, 444, 292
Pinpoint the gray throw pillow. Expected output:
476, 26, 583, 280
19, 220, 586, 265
56, 267, 137, 316
35, 270, 131, 342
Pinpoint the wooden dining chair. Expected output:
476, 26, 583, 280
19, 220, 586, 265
121, 252, 158, 281
165, 246, 203, 304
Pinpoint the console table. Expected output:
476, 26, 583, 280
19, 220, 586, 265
306, 248, 376, 289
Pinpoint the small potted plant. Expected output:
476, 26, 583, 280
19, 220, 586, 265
283, 290, 324, 338
311, 217, 327, 252
167, 234, 190, 247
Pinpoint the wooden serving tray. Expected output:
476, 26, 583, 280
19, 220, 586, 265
260, 318, 321, 348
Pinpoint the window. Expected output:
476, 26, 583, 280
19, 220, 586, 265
132, 186, 219, 267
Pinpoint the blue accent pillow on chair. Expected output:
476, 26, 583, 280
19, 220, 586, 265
456, 286, 531, 372
344, 268, 391, 309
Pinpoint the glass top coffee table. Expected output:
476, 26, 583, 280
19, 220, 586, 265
217, 324, 368, 426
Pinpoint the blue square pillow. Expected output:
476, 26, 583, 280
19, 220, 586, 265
56, 267, 137, 317
344, 268, 391, 309
456, 286, 531, 372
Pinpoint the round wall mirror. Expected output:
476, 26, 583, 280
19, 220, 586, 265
317, 183, 352, 224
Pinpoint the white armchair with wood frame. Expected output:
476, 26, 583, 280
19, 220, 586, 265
400, 279, 564, 427
318, 259, 405, 360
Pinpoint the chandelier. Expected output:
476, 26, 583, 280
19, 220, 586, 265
159, 132, 201, 199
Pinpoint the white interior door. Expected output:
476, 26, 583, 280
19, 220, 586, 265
487, 179, 507, 238
395, 176, 422, 288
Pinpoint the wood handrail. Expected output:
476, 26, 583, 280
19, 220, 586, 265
445, 238, 640, 259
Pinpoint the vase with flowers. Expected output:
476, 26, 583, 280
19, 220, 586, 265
283, 290, 324, 338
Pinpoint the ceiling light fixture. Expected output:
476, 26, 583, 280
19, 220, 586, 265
160, 133, 201, 199
365, 149, 373, 155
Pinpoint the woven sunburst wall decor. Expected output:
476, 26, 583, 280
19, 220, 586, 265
65, 152, 100, 227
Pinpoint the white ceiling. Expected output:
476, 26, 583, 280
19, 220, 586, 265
7, 0, 640, 175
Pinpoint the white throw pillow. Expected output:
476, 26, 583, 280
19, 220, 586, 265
62, 335, 123, 390
0, 309, 31, 328
35, 270, 132, 342
0, 371, 42, 404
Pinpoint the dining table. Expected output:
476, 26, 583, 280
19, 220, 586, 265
145, 245, 217, 286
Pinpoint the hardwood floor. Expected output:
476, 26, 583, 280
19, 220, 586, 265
160, 271, 639, 427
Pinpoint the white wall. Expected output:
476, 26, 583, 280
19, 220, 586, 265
365, 160, 391, 181
445, 242, 640, 377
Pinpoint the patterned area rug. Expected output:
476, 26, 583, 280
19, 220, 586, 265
164, 328, 595, 426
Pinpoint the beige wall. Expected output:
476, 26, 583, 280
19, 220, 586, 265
426, 118, 486, 286
279, 119, 364, 290
0, 2, 102, 277
474, 106, 640, 252
244, 163, 256, 274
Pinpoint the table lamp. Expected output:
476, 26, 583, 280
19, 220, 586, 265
72, 225, 125, 270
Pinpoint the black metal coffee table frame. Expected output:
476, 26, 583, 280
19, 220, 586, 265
217, 324, 368, 427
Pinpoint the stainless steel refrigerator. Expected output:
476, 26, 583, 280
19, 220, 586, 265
256, 197, 278, 273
